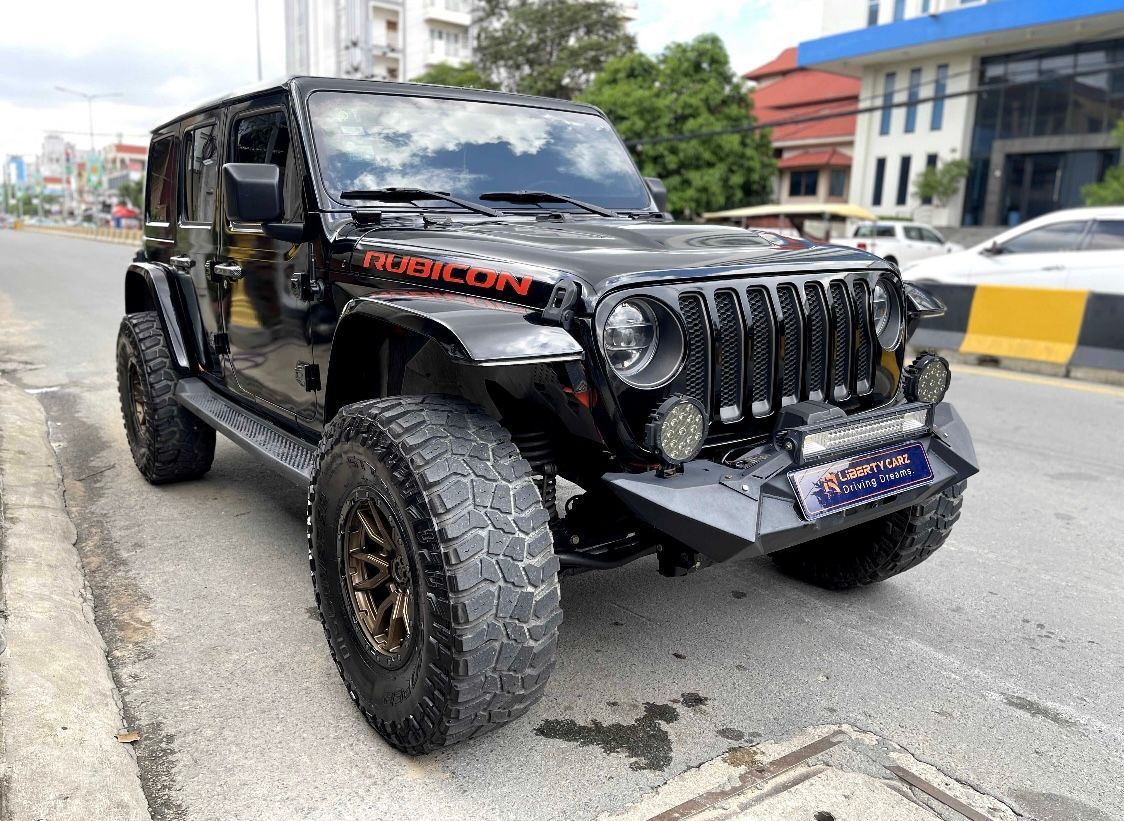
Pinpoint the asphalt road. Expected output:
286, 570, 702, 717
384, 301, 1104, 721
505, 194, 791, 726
1, 230, 1122, 821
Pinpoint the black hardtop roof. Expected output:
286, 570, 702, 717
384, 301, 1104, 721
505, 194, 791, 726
151, 75, 602, 135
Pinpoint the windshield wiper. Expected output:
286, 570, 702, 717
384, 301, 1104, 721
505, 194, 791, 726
339, 187, 502, 217
479, 190, 620, 218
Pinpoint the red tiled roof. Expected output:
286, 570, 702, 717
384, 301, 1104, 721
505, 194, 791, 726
777, 149, 852, 169
752, 71, 860, 143
744, 47, 797, 81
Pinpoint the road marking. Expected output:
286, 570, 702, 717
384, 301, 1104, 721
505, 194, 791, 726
952, 363, 1124, 398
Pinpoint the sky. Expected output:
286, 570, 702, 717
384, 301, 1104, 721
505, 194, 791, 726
0, 0, 823, 162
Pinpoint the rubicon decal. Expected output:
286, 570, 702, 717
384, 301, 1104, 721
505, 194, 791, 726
361, 251, 533, 297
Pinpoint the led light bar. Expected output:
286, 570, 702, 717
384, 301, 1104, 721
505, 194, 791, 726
786, 404, 932, 464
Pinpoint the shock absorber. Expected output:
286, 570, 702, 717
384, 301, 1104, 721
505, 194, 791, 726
510, 429, 558, 521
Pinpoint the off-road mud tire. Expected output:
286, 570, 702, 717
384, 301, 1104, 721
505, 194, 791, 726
308, 396, 562, 753
116, 312, 215, 484
772, 480, 966, 589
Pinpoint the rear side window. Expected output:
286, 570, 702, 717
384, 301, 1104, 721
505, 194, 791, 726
229, 110, 298, 219
183, 123, 219, 224
146, 136, 177, 223
1001, 221, 1088, 254
1085, 220, 1124, 250
875, 225, 896, 238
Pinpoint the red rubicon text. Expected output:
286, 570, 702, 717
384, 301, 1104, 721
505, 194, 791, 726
362, 251, 533, 297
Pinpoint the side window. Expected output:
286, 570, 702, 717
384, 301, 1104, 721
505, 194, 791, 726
919, 227, 944, 244
875, 225, 896, 238
1085, 220, 1124, 251
853, 224, 874, 238
229, 110, 296, 219
903, 226, 924, 241
1000, 221, 1089, 254
146, 136, 177, 224
183, 124, 219, 224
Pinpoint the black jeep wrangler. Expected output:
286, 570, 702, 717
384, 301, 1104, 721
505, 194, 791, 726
116, 77, 977, 753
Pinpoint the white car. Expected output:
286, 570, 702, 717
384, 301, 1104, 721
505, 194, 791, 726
833, 221, 962, 268
902, 207, 1124, 294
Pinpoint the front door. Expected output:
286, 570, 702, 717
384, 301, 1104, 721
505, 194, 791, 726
217, 98, 317, 425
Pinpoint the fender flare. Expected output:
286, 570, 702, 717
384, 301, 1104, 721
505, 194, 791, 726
124, 262, 204, 372
337, 292, 584, 365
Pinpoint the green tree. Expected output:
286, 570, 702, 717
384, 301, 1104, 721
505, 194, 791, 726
116, 177, 144, 208
474, 0, 635, 99
912, 158, 970, 208
1083, 118, 1124, 205
411, 62, 497, 90
581, 34, 775, 218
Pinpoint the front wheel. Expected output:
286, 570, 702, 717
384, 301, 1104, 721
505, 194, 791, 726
771, 481, 966, 589
308, 396, 562, 753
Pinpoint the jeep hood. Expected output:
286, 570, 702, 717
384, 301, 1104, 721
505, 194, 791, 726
333, 217, 884, 309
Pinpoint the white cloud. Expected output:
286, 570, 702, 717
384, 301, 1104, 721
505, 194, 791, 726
632, 0, 825, 77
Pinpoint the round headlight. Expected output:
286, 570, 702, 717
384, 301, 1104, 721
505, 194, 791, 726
647, 396, 707, 464
604, 300, 658, 374
601, 297, 686, 389
871, 279, 903, 349
903, 353, 951, 404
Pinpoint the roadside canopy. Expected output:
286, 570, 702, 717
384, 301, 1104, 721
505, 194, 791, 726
702, 203, 876, 221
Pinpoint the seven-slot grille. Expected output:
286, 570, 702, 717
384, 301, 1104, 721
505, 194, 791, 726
672, 276, 880, 423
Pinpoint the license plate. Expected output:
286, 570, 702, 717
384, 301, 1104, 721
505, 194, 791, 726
789, 442, 934, 521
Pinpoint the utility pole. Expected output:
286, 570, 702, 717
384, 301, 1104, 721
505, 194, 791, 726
255, 0, 263, 81
56, 87, 123, 151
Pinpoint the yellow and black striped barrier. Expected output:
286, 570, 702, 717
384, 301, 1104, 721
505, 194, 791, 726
14, 222, 143, 247
910, 282, 1124, 374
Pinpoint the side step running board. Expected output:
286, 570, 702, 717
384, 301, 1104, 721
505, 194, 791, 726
175, 378, 318, 485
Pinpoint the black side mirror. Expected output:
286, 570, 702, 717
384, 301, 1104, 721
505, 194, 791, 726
980, 240, 1002, 256
223, 163, 282, 223
645, 177, 668, 213
903, 281, 947, 319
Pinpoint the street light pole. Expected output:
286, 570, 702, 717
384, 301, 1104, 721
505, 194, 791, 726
255, 0, 263, 81
56, 86, 123, 151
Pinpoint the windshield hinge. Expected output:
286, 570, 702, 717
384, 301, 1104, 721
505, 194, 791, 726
543, 278, 581, 328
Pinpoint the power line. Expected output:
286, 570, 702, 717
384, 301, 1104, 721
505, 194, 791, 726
629, 59, 1124, 148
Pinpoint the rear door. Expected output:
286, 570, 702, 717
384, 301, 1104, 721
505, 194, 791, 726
1065, 219, 1124, 295
172, 113, 226, 362
217, 97, 316, 423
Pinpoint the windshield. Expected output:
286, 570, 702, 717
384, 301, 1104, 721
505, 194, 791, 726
307, 91, 652, 211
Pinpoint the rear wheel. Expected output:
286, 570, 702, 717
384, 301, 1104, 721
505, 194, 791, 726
308, 396, 562, 753
116, 312, 215, 484
772, 481, 966, 589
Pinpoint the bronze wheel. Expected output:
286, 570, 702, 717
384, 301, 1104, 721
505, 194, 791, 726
340, 492, 415, 660
127, 362, 146, 432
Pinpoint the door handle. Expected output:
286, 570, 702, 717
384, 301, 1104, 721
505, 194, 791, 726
212, 262, 244, 282
170, 255, 194, 271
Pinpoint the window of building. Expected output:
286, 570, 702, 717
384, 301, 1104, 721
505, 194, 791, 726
931, 64, 948, 130
829, 168, 846, 198
893, 0, 905, 20
904, 68, 922, 133
896, 155, 911, 206
182, 123, 218, 224
921, 153, 938, 204
1086, 220, 1124, 250
867, 0, 879, 26
880, 72, 896, 135
920, 0, 931, 12
789, 170, 818, 197
872, 157, 886, 206
999, 221, 1089, 254
146, 136, 176, 224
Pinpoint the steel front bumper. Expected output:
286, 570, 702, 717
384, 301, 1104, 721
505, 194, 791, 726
602, 402, 978, 562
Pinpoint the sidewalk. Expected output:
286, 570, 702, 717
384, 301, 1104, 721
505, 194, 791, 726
0, 379, 149, 820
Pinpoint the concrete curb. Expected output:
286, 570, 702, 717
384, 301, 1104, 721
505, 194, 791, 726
0, 379, 150, 821
15, 224, 142, 247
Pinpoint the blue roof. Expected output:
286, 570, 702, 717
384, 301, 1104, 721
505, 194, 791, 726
799, 0, 1124, 67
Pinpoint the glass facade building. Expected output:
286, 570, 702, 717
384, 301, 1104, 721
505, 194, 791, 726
962, 37, 1124, 225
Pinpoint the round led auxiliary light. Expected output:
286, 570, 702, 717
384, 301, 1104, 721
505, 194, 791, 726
903, 354, 951, 404
647, 395, 708, 466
